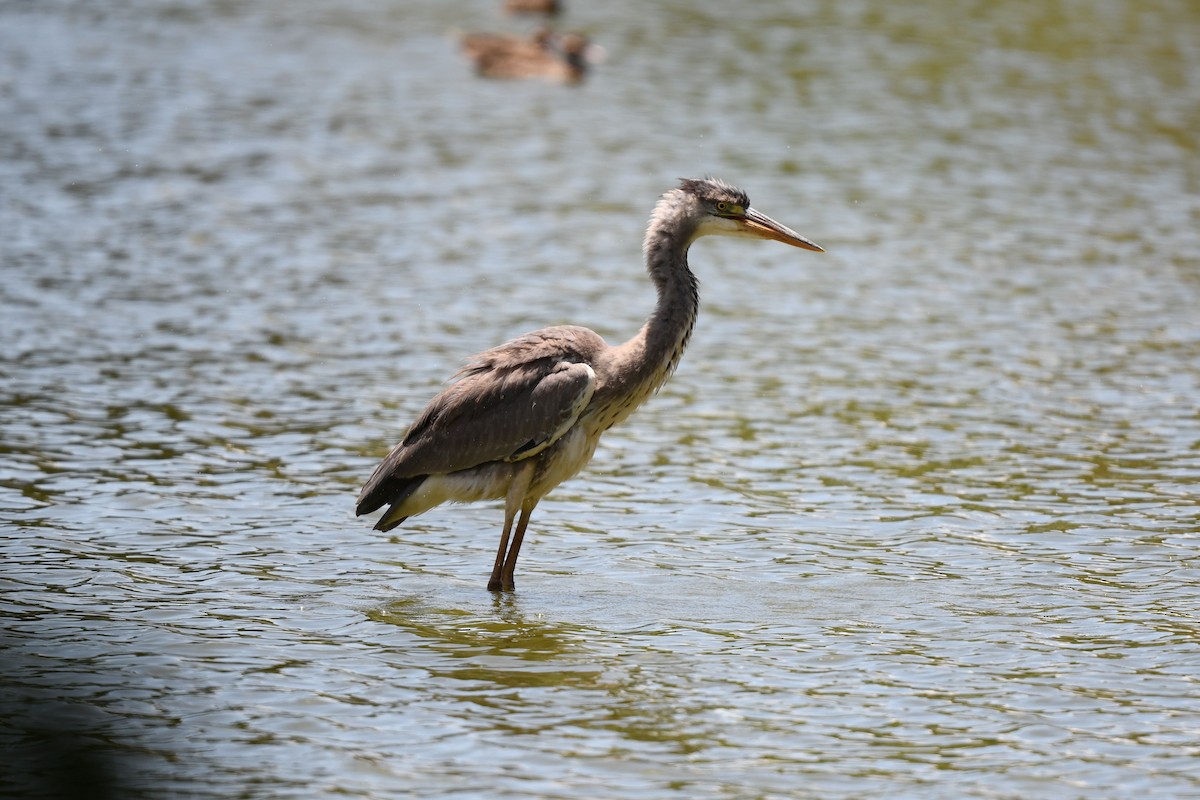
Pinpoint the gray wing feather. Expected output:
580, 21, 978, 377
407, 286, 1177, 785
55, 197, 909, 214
398, 358, 595, 475
356, 327, 603, 513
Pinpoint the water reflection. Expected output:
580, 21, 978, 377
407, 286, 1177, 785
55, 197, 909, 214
365, 591, 777, 764
370, 595, 589, 663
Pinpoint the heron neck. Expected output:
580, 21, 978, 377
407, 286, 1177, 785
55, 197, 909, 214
622, 228, 700, 392
584, 219, 699, 434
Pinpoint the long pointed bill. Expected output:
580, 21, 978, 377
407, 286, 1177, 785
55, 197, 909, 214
741, 207, 824, 252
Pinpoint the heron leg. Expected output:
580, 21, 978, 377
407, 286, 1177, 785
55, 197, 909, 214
499, 504, 536, 592
488, 463, 535, 592
487, 505, 517, 592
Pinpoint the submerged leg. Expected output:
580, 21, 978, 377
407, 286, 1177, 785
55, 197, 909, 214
488, 463, 534, 592
487, 505, 517, 592
499, 504, 536, 592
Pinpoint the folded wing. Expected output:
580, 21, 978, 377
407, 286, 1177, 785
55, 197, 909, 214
356, 328, 602, 516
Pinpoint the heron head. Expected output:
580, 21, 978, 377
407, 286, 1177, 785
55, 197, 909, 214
680, 177, 824, 252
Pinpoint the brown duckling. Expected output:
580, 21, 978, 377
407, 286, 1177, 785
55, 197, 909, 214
471, 32, 592, 84
503, 0, 561, 15
459, 26, 555, 63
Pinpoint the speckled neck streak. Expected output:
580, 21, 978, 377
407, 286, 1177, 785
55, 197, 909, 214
586, 189, 701, 433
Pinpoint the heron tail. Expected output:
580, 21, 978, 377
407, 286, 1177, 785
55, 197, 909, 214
357, 473, 426, 523
374, 507, 410, 532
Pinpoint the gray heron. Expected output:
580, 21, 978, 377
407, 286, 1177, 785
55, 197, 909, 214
357, 178, 823, 591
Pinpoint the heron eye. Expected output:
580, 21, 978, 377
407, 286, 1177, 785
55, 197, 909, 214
716, 202, 728, 212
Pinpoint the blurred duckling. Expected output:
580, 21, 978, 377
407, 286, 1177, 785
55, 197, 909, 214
460, 25, 556, 64
471, 32, 596, 84
504, 0, 561, 15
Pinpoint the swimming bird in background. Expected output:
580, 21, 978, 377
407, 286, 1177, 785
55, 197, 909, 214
458, 26, 555, 64
356, 178, 823, 591
467, 31, 594, 83
503, 0, 561, 15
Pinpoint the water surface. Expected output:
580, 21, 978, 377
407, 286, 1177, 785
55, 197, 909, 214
2, 0, 1199, 797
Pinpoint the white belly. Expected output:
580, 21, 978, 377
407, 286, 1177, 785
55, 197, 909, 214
392, 423, 601, 522
529, 425, 600, 501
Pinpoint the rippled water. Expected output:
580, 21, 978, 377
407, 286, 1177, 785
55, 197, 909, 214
3, 0, 1199, 797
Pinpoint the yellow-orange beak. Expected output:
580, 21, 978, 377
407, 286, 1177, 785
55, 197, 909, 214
741, 208, 824, 252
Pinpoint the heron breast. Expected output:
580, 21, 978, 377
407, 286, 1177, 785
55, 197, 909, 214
529, 426, 600, 498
